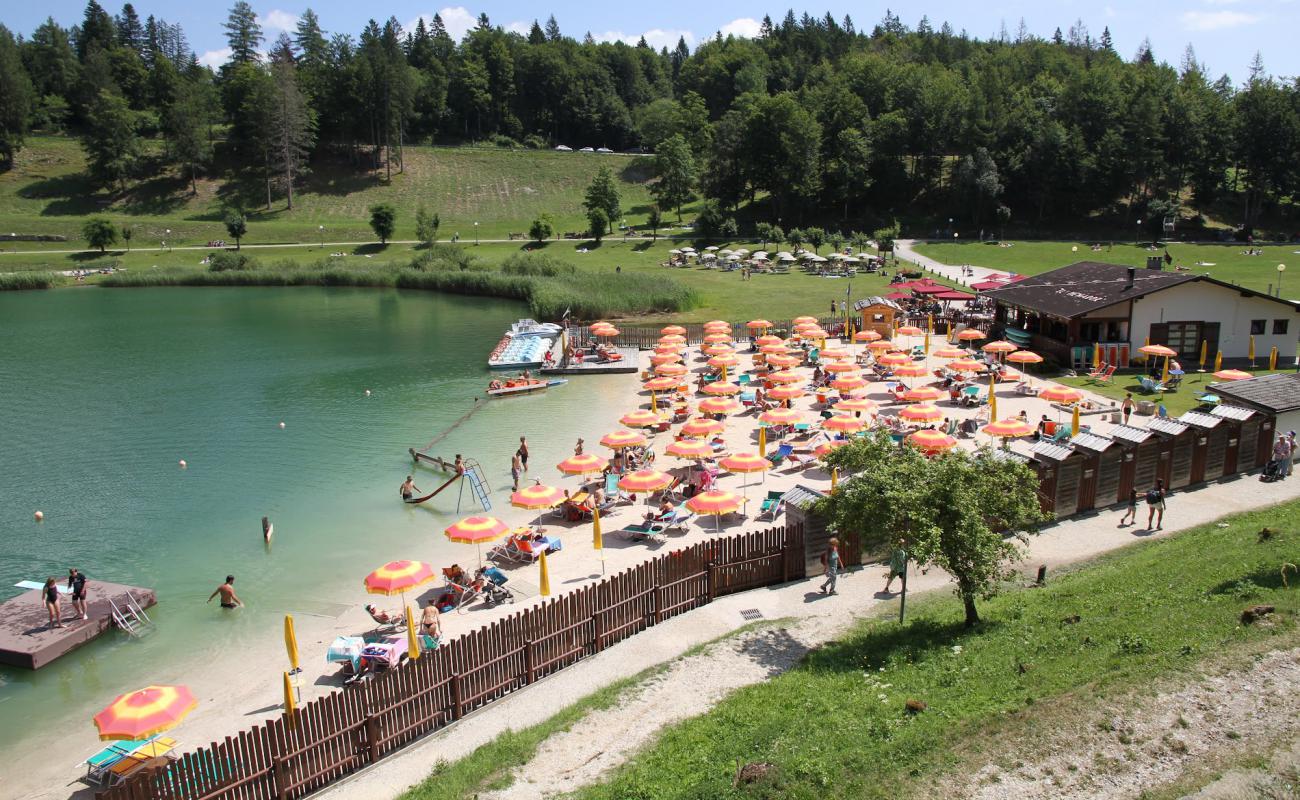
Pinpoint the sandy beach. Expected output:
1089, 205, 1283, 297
10, 327, 1262, 800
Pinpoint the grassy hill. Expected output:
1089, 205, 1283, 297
0, 135, 669, 246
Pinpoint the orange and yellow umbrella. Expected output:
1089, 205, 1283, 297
703, 344, 736, 357
982, 340, 1019, 354
708, 355, 740, 370
766, 370, 804, 384
983, 418, 1035, 438
643, 376, 680, 392
898, 403, 943, 423
893, 363, 929, 379
680, 417, 725, 438
853, 329, 882, 342
617, 469, 673, 493
557, 453, 608, 475
947, 358, 985, 372
654, 362, 688, 377
658, 334, 686, 345
822, 361, 859, 374
746, 319, 773, 330
815, 440, 850, 458
686, 489, 744, 531
766, 354, 801, 369
831, 375, 868, 391
823, 415, 867, 433
666, 439, 714, 459
877, 352, 911, 367
510, 484, 566, 509
444, 517, 509, 544
1006, 350, 1044, 365
93, 685, 198, 741
755, 334, 784, 347
760, 407, 803, 426
654, 343, 685, 354
720, 452, 771, 473
601, 430, 648, 449
365, 560, 437, 595
792, 315, 818, 325
904, 385, 944, 402
760, 343, 791, 355
834, 397, 877, 414
701, 381, 741, 396
704, 319, 730, 330
1138, 344, 1178, 358
896, 325, 924, 336
767, 385, 806, 401
592, 326, 620, 337
932, 345, 966, 359
907, 429, 957, 453
956, 329, 986, 342
650, 353, 682, 366
698, 396, 742, 414
819, 347, 852, 360
703, 333, 732, 345
1212, 369, 1252, 381
867, 339, 897, 352
1039, 385, 1084, 404
661, 325, 686, 336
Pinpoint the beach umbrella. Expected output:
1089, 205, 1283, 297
1199, 339, 1208, 370
93, 685, 199, 741
983, 418, 1034, 439
708, 354, 740, 370
1138, 344, 1178, 358
867, 340, 897, 352
907, 429, 957, 454
600, 430, 648, 449
892, 363, 929, 379
760, 407, 803, 426
932, 345, 966, 359
618, 469, 673, 494
703, 343, 736, 356
680, 418, 724, 438
658, 334, 686, 345
982, 340, 1019, 355
956, 329, 986, 342
746, 319, 773, 331
661, 325, 687, 335
853, 330, 882, 342
649, 353, 682, 366
510, 483, 566, 509
760, 343, 791, 355
1038, 385, 1084, 405
822, 361, 859, 373
767, 385, 806, 401
819, 347, 852, 360
686, 489, 744, 532
947, 358, 985, 372
443, 518, 510, 566
643, 376, 679, 392
898, 403, 943, 423
654, 362, 688, 377
557, 453, 608, 475
800, 328, 829, 341
1214, 350, 1223, 372
283, 671, 297, 721
666, 439, 714, 459
703, 333, 732, 345
877, 352, 911, 367
698, 396, 742, 415
1250, 336, 1256, 366
365, 560, 437, 596
904, 385, 944, 402
767, 370, 804, 384
654, 342, 685, 354
538, 551, 551, 597
815, 440, 849, 458
592, 326, 620, 337
896, 325, 924, 336
831, 375, 868, 391
755, 334, 784, 346
834, 398, 877, 414
793, 323, 821, 336
702, 381, 741, 396
284, 615, 300, 674
793, 315, 818, 325
1007, 351, 1044, 365
704, 319, 728, 329
1212, 369, 1252, 381
766, 354, 801, 369
823, 415, 867, 433
1071, 406, 1082, 437
719, 452, 771, 499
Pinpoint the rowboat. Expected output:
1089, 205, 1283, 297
486, 378, 567, 398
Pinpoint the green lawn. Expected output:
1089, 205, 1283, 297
547, 500, 1298, 800
914, 240, 1300, 299
1057, 367, 1297, 416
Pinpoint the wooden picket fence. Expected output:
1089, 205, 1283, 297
103, 524, 856, 800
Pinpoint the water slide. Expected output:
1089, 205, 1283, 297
404, 473, 462, 504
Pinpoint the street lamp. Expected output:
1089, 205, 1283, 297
1278, 264, 1287, 297
319, 225, 325, 248
164, 228, 171, 252
1135, 220, 1141, 246
474, 221, 479, 245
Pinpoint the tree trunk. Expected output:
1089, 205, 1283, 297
398, 119, 404, 174
962, 594, 980, 626
190, 162, 197, 195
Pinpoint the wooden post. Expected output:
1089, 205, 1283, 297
592, 613, 604, 653
653, 583, 663, 624
706, 561, 716, 601
364, 715, 381, 763
523, 640, 535, 685
273, 756, 289, 800
450, 674, 462, 721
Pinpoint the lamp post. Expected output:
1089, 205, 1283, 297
319, 225, 325, 248
1135, 220, 1141, 246
164, 228, 171, 252
1279, 264, 1287, 298
474, 221, 479, 246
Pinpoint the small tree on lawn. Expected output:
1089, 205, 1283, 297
529, 214, 554, 245
646, 206, 662, 241
787, 227, 805, 252
121, 225, 133, 252
828, 230, 844, 252
586, 207, 608, 242
820, 431, 1048, 626
415, 205, 440, 247
369, 203, 397, 245
224, 211, 247, 250
756, 222, 774, 248
83, 217, 117, 253
805, 226, 826, 253
873, 220, 900, 260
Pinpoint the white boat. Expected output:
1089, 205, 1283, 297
486, 378, 567, 398
508, 319, 563, 338
487, 320, 561, 369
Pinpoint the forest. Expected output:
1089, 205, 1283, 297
0, 2, 1298, 235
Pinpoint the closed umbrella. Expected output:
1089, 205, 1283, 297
405, 605, 420, 660
283, 671, 297, 721
94, 686, 199, 741
538, 550, 551, 597
284, 615, 300, 674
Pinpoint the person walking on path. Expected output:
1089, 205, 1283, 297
67, 567, 88, 620
42, 577, 64, 629
510, 452, 523, 492
819, 537, 841, 595
1121, 393, 1134, 425
1118, 489, 1139, 527
883, 543, 908, 593
1287, 431, 1297, 477
1145, 479, 1167, 530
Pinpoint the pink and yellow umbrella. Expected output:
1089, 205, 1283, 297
557, 453, 608, 475
643, 376, 680, 392
703, 333, 733, 345
698, 396, 742, 415
823, 415, 867, 433
822, 361, 860, 374
621, 409, 665, 428
93, 685, 199, 741
947, 358, 985, 372
792, 315, 819, 326
877, 352, 911, 368
932, 345, 967, 359
853, 330, 882, 342
956, 329, 986, 342
819, 347, 852, 360
600, 430, 648, 449
703, 344, 735, 356
760, 343, 791, 355
654, 362, 688, 377
815, 440, 850, 458
617, 469, 673, 494
1039, 385, 1084, 405
760, 408, 803, 426
766, 354, 801, 369
658, 334, 686, 345
755, 334, 784, 347
766, 370, 804, 384
907, 429, 957, 454
510, 484, 566, 509
1139, 344, 1178, 358
719, 452, 771, 498
868, 340, 897, 352
661, 325, 687, 336
704, 319, 730, 330
982, 340, 1019, 355
898, 403, 943, 423
649, 353, 682, 366
708, 355, 741, 370
834, 397, 877, 414
831, 375, 868, 391
746, 319, 773, 331
767, 385, 806, 402
702, 381, 741, 396
983, 418, 1035, 439
896, 325, 924, 336
654, 343, 685, 354
592, 326, 620, 337
686, 489, 744, 531
904, 386, 944, 402
666, 439, 714, 459
1212, 369, 1252, 381
892, 363, 929, 379
1006, 350, 1043, 365
680, 417, 724, 438
365, 559, 438, 595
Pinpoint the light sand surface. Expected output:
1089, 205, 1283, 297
16, 334, 1288, 800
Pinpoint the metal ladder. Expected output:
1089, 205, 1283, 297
457, 460, 492, 513
108, 592, 153, 637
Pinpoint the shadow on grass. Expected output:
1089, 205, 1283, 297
576, 240, 603, 251
632, 240, 656, 252
354, 243, 389, 255
521, 241, 550, 251
1209, 561, 1300, 595
802, 616, 1002, 674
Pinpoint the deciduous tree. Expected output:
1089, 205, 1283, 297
83, 217, 117, 252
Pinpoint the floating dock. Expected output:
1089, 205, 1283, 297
541, 345, 639, 375
0, 580, 157, 669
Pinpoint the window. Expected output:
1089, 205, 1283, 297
1250, 319, 1266, 335
1165, 322, 1200, 357
1274, 319, 1290, 335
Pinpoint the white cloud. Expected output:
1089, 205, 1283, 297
1201, 0, 1242, 5
1180, 9, 1261, 29
593, 28, 695, 50
198, 48, 232, 68
504, 20, 531, 35
1103, 5, 1117, 18
257, 9, 299, 34
405, 7, 476, 41
720, 17, 762, 38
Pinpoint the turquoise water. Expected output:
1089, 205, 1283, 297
0, 287, 627, 754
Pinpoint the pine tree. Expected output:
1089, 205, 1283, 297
81, 89, 140, 191
267, 60, 315, 208
164, 77, 214, 193
0, 25, 33, 167
583, 166, 621, 224
223, 1, 263, 65
77, 0, 117, 60
1100, 26, 1114, 52
115, 4, 145, 55
294, 9, 328, 66
269, 32, 295, 64
1135, 37, 1154, 65
636, 35, 648, 49
476, 13, 491, 31
527, 21, 545, 45
544, 15, 561, 41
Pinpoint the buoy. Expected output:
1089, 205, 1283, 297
364, 389, 371, 396
278, 421, 286, 429
34, 511, 44, 522
179, 459, 187, 468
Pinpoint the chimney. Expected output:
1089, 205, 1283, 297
1125, 268, 1135, 290
1146, 255, 1164, 271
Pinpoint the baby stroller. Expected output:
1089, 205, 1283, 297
475, 566, 515, 607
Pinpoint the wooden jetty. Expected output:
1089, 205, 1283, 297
541, 345, 639, 375
0, 580, 157, 669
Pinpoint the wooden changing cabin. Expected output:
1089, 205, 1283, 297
852, 296, 902, 339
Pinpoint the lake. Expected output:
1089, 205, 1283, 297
0, 286, 627, 756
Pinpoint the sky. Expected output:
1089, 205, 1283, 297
5, 0, 1297, 83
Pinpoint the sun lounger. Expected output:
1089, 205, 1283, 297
106, 738, 179, 785
85, 736, 166, 786
786, 450, 816, 469
768, 443, 794, 467
615, 521, 666, 543
759, 490, 785, 520
488, 536, 542, 565
364, 604, 404, 634
1138, 376, 1165, 393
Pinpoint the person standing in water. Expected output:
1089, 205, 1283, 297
510, 452, 523, 492
517, 436, 529, 471
399, 476, 420, 501
207, 576, 243, 609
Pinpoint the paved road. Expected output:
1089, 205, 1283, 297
895, 239, 1014, 287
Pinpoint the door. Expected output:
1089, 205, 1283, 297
1256, 418, 1276, 469
1156, 437, 1175, 488
1036, 463, 1058, 514
1095, 448, 1123, 506
1189, 433, 1208, 484
1134, 442, 1159, 493
1118, 446, 1137, 501
1205, 428, 1228, 481
1239, 419, 1260, 471
1054, 460, 1081, 518
1076, 454, 1100, 512
1224, 424, 1240, 475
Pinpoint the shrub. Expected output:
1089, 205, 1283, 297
490, 134, 520, 149
410, 246, 481, 272
500, 252, 575, 277
207, 252, 259, 272
0, 272, 61, 291
719, 217, 739, 238
694, 201, 725, 237
523, 134, 547, 150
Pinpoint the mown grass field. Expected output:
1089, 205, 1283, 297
472, 499, 1300, 800
914, 240, 1300, 299
1058, 368, 1296, 417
